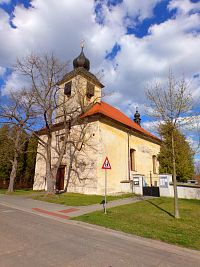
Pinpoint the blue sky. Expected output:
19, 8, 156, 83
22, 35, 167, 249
127, 1, 176, 37
0, 0, 31, 13
0, 0, 200, 153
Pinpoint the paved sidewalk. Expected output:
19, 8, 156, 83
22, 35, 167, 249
0, 194, 150, 220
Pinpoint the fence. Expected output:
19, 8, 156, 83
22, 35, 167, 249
120, 174, 200, 200
159, 174, 200, 200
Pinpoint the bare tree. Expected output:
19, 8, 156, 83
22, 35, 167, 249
0, 89, 36, 192
14, 53, 100, 194
14, 54, 68, 193
62, 122, 98, 192
146, 71, 193, 218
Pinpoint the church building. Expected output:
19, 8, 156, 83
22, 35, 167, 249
33, 47, 161, 195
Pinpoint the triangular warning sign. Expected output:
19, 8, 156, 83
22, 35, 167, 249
102, 156, 111, 169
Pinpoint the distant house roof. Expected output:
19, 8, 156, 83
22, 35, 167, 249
82, 101, 161, 142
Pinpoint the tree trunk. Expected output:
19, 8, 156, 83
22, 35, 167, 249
7, 130, 20, 193
64, 158, 73, 193
51, 131, 69, 182
171, 130, 180, 219
64, 148, 75, 192
46, 134, 54, 194
7, 156, 18, 193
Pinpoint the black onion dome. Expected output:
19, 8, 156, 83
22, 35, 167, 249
134, 108, 141, 126
73, 47, 90, 71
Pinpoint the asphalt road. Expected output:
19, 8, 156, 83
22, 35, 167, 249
0, 204, 200, 267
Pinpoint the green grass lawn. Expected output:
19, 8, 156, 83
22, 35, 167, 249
0, 188, 44, 195
0, 189, 8, 194
73, 197, 200, 250
32, 192, 134, 206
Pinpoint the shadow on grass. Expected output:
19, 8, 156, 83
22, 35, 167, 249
146, 200, 174, 218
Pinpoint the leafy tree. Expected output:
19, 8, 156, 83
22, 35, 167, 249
0, 124, 29, 187
0, 125, 13, 183
158, 122, 194, 182
0, 89, 36, 192
23, 136, 38, 186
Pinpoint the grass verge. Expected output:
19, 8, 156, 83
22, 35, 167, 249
32, 192, 134, 206
0, 188, 44, 195
73, 197, 200, 250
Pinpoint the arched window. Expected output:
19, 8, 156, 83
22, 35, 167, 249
130, 149, 136, 171
86, 81, 95, 98
152, 155, 157, 174
64, 81, 72, 97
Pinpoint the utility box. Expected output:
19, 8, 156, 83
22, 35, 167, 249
159, 174, 173, 197
131, 174, 145, 195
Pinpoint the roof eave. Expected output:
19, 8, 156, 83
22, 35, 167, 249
58, 68, 104, 88
82, 112, 161, 144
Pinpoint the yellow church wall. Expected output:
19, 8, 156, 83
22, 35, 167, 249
96, 119, 160, 194
33, 135, 47, 190
129, 134, 160, 185
64, 121, 100, 194
33, 118, 160, 194
33, 121, 100, 194
97, 121, 129, 194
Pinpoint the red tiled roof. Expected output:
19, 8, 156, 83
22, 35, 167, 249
82, 101, 160, 142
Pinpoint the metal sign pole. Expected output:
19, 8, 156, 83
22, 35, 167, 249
102, 156, 111, 215
104, 169, 107, 214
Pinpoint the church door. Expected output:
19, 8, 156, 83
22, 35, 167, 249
56, 166, 65, 190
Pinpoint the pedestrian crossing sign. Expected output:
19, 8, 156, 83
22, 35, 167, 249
102, 157, 111, 170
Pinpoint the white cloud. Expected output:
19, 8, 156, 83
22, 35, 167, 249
0, 0, 11, 4
0, 0, 97, 67
0, 66, 5, 77
0, 0, 199, 116
2, 72, 30, 95
168, 0, 200, 15
0, 0, 199, 157
0, 0, 169, 70
122, 0, 162, 21
101, 2, 200, 111
142, 120, 159, 132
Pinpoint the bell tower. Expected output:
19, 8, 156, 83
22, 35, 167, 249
56, 45, 104, 122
